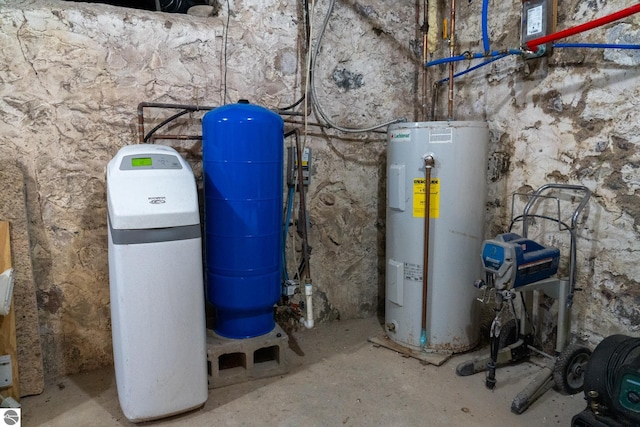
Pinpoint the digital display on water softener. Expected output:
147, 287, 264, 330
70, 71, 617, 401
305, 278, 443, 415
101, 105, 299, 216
120, 154, 181, 170
131, 157, 153, 167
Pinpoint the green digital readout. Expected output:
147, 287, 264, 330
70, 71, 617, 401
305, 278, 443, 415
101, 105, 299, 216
131, 157, 153, 167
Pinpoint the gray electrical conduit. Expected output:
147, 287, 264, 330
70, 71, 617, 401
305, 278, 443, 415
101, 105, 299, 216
310, 0, 406, 133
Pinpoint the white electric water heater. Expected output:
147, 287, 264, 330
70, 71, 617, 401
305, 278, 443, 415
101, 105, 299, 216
385, 122, 489, 352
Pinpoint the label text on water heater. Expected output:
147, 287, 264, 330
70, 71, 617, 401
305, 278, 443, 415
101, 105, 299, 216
390, 132, 411, 142
413, 178, 440, 218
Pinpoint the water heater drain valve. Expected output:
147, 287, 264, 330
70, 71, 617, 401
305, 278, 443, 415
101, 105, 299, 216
386, 320, 398, 333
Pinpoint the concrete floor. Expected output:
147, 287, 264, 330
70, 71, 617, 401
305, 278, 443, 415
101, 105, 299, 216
22, 317, 586, 426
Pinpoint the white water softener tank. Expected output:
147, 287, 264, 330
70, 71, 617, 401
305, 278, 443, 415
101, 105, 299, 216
385, 122, 489, 352
107, 144, 207, 422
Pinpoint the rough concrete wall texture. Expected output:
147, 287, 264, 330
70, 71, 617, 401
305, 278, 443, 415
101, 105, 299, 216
434, 0, 640, 347
0, 0, 417, 378
1, 0, 224, 378
302, 1, 417, 321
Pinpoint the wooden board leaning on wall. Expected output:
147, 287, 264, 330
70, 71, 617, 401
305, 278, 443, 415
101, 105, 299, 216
0, 221, 20, 401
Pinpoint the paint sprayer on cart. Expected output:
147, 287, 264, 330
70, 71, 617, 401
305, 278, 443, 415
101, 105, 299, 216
457, 183, 592, 414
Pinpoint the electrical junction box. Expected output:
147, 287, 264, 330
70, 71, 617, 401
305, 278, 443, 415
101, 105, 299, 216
521, 0, 557, 59
286, 146, 311, 189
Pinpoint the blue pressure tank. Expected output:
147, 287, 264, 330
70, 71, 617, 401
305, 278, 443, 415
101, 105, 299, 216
202, 101, 284, 339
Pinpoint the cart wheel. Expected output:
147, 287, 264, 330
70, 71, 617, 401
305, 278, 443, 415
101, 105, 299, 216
498, 319, 518, 349
553, 343, 591, 395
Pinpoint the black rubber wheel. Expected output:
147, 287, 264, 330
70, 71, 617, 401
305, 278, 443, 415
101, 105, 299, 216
498, 319, 519, 350
553, 343, 591, 395
583, 335, 629, 396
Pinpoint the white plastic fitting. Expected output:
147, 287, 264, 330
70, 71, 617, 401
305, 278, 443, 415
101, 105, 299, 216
302, 283, 314, 329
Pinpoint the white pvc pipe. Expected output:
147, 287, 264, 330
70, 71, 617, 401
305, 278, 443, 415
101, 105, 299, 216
302, 283, 314, 329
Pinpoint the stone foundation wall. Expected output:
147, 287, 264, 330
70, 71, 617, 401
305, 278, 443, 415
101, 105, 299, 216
442, 0, 640, 346
1, 0, 637, 380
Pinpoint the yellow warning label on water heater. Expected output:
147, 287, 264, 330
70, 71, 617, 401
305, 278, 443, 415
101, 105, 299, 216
413, 178, 440, 218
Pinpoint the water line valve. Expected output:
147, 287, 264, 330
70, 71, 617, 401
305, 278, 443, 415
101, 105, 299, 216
386, 320, 398, 333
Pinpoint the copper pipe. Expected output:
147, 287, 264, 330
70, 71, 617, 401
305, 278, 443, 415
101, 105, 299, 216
144, 109, 191, 142
144, 121, 384, 145
283, 119, 387, 134
421, 155, 435, 346
137, 102, 218, 143
447, 0, 456, 120
137, 102, 308, 143
137, 107, 145, 144
430, 82, 439, 121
